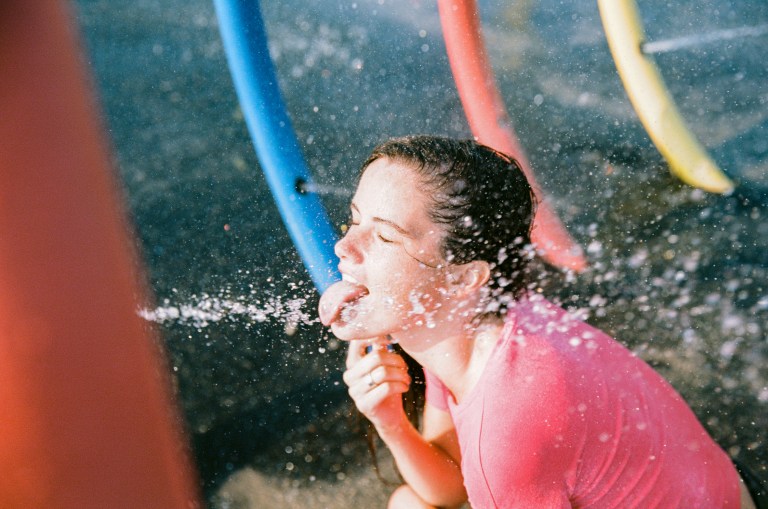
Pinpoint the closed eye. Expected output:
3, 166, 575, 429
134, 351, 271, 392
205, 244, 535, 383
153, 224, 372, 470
377, 233, 395, 243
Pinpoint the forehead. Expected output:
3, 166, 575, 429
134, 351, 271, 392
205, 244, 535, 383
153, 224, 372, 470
354, 158, 433, 227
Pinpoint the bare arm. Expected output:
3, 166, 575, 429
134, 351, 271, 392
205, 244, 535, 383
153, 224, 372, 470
380, 402, 467, 507
343, 340, 467, 507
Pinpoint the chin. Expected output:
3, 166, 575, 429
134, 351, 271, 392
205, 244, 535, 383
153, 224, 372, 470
330, 320, 396, 341
329, 321, 372, 341
329, 323, 357, 341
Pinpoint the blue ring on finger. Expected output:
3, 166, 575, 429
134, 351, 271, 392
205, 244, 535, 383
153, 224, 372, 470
365, 343, 396, 355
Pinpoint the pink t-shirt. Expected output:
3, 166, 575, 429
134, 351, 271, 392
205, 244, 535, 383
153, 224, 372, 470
425, 295, 740, 508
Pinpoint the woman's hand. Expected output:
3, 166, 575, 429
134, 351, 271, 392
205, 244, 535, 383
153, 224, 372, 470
343, 339, 412, 433
344, 339, 468, 508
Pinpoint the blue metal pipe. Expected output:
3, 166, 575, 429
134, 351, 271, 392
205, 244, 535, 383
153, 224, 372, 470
213, 0, 340, 292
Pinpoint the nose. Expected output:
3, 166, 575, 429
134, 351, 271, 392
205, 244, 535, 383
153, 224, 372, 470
334, 226, 365, 263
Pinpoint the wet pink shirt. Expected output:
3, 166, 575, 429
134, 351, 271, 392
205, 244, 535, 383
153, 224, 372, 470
425, 294, 739, 508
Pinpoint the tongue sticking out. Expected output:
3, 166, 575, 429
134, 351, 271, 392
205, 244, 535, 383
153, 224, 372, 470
319, 280, 369, 326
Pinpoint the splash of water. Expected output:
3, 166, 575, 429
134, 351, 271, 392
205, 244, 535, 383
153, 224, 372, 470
642, 23, 768, 54
139, 291, 319, 330
296, 179, 352, 197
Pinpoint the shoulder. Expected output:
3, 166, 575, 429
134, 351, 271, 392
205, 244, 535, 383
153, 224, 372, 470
505, 294, 625, 370
507, 294, 591, 339
499, 301, 573, 386
494, 298, 596, 431
489, 322, 573, 432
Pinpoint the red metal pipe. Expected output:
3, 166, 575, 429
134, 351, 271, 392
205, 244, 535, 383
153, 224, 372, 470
438, 0, 587, 271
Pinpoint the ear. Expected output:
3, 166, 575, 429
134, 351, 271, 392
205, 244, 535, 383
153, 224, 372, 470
447, 260, 491, 295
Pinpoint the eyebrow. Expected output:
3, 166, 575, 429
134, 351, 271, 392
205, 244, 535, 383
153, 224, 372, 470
351, 202, 414, 238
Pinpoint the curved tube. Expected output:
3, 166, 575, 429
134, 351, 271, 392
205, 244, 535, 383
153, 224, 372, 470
598, 0, 735, 194
437, 0, 587, 272
214, 0, 340, 292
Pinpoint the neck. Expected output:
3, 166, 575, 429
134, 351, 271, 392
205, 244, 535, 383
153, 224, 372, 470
393, 315, 504, 404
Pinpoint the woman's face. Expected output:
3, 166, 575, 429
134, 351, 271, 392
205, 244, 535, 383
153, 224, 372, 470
322, 157, 453, 341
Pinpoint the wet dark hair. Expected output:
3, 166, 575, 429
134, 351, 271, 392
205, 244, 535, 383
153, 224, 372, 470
361, 135, 537, 314
355, 135, 538, 482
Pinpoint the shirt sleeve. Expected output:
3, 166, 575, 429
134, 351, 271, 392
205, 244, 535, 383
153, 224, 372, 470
423, 367, 450, 412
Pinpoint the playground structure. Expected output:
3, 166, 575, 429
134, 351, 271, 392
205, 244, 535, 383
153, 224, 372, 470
215, 0, 589, 280
216, 0, 765, 287
598, 0, 735, 194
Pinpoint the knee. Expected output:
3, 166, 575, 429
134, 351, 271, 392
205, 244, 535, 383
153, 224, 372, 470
387, 484, 437, 509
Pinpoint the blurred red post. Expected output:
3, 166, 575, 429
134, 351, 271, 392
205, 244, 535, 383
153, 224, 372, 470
0, 2, 201, 507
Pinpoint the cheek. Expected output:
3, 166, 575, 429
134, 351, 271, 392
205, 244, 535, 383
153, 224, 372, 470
365, 269, 422, 308
365, 251, 448, 303
395, 270, 447, 312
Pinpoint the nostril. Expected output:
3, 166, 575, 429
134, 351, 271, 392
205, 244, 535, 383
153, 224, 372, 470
335, 232, 363, 262
334, 237, 349, 258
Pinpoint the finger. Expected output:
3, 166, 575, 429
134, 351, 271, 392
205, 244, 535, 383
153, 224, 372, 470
343, 349, 408, 384
353, 381, 411, 415
364, 342, 397, 355
345, 340, 367, 369
345, 363, 411, 397
364, 335, 396, 354
345, 336, 397, 369
344, 336, 392, 369
368, 364, 411, 389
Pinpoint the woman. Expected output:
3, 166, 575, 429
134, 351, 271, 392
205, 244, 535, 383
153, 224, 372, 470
318, 136, 761, 508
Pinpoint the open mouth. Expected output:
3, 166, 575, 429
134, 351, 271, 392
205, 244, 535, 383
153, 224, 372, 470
318, 274, 369, 326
